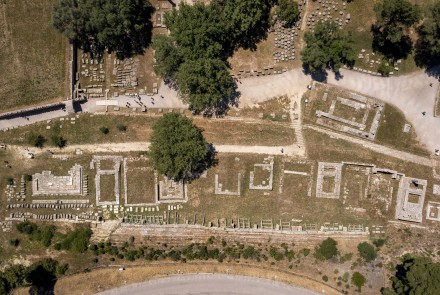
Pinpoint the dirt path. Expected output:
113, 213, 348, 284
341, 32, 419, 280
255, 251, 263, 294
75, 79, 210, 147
304, 124, 433, 166
13, 142, 305, 157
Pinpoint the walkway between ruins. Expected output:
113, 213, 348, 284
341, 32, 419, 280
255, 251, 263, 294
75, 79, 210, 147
304, 124, 433, 167
18, 142, 305, 157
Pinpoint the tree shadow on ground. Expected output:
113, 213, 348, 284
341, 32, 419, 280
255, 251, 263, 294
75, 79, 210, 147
371, 26, 413, 61
187, 143, 218, 183
216, 83, 241, 117
302, 65, 328, 83
27, 265, 57, 295
414, 37, 440, 75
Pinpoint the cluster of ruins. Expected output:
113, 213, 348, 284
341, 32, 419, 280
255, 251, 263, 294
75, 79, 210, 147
314, 85, 384, 140
307, 0, 350, 29
2, 151, 440, 234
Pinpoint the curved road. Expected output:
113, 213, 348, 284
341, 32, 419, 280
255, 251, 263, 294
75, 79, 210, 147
96, 274, 321, 295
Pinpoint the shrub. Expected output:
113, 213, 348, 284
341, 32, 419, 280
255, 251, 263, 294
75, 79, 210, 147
58, 227, 92, 253
34, 225, 56, 247
27, 133, 46, 148
314, 238, 338, 260
6, 177, 14, 185
16, 221, 37, 235
378, 61, 393, 76
300, 248, 310, 257
322, 275, 329, 282
351, 272, 366, 291
357, 242, 377, 262
24, 174, 32, 181
9, 239, 20, 247
51, 135, 67, 148
340, 253, 353, 263
99, 127, 109, 134
116, 124, 127, 132
373, 238, 386, 248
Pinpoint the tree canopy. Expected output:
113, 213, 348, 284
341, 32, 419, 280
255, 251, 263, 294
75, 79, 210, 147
149, 113, 211, 181
52, 0, 154, 59
372, 0, 421, 59
177, 58, 235, 112
415, 0, 440, 67
301, 21, 355, 75
382, 255, 440, 295
314, 238, 338, 260
222, 0, 270, 48
153, 0, 271, 113
276, 0, 300, 25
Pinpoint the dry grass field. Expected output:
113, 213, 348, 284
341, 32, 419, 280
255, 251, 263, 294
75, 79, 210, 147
0, 0, 67, 111
0, 112, 296, 147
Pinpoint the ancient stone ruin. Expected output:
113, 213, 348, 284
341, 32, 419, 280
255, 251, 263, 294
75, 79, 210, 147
32, 164, 83, 196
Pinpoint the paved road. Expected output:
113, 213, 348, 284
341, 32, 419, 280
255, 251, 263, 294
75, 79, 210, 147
96, 274, 320, 295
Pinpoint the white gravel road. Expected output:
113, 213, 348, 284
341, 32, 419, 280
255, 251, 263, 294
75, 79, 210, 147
95, 274, 320, 295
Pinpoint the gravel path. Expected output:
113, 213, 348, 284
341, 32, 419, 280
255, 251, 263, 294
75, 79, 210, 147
304, 124, 432, 166
96, 274, 320, 295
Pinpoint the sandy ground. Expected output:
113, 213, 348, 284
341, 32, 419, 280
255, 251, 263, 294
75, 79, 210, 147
96, 274, 320, 295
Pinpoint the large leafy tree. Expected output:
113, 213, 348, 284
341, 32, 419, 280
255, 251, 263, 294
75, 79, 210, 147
164, 2, 226, 60
177, 58, 235, 112
52, 0, 154, 59
152, 35, 183, 81
382, 255, 440, 295
415, 0, 440, 67
277, 0, 300, 25
153, 1, 270, 113
222, 0, 270, 49
301, 21, 355, 75
372, 0, 421, 59
150, 113, 210, 181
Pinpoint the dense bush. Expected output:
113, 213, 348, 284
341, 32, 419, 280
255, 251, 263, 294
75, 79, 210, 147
16, 222, 55, 247
351, 272, 366, 291
58, 227, 92, 253
314, 238, 338, 261
357, 242, 377, 262
16, 221, 37, 235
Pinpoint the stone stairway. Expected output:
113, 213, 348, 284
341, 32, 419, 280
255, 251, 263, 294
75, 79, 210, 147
289, 94, 306, 157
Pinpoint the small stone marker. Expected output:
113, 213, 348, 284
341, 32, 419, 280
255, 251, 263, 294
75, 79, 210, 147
403, 123, 411, 133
